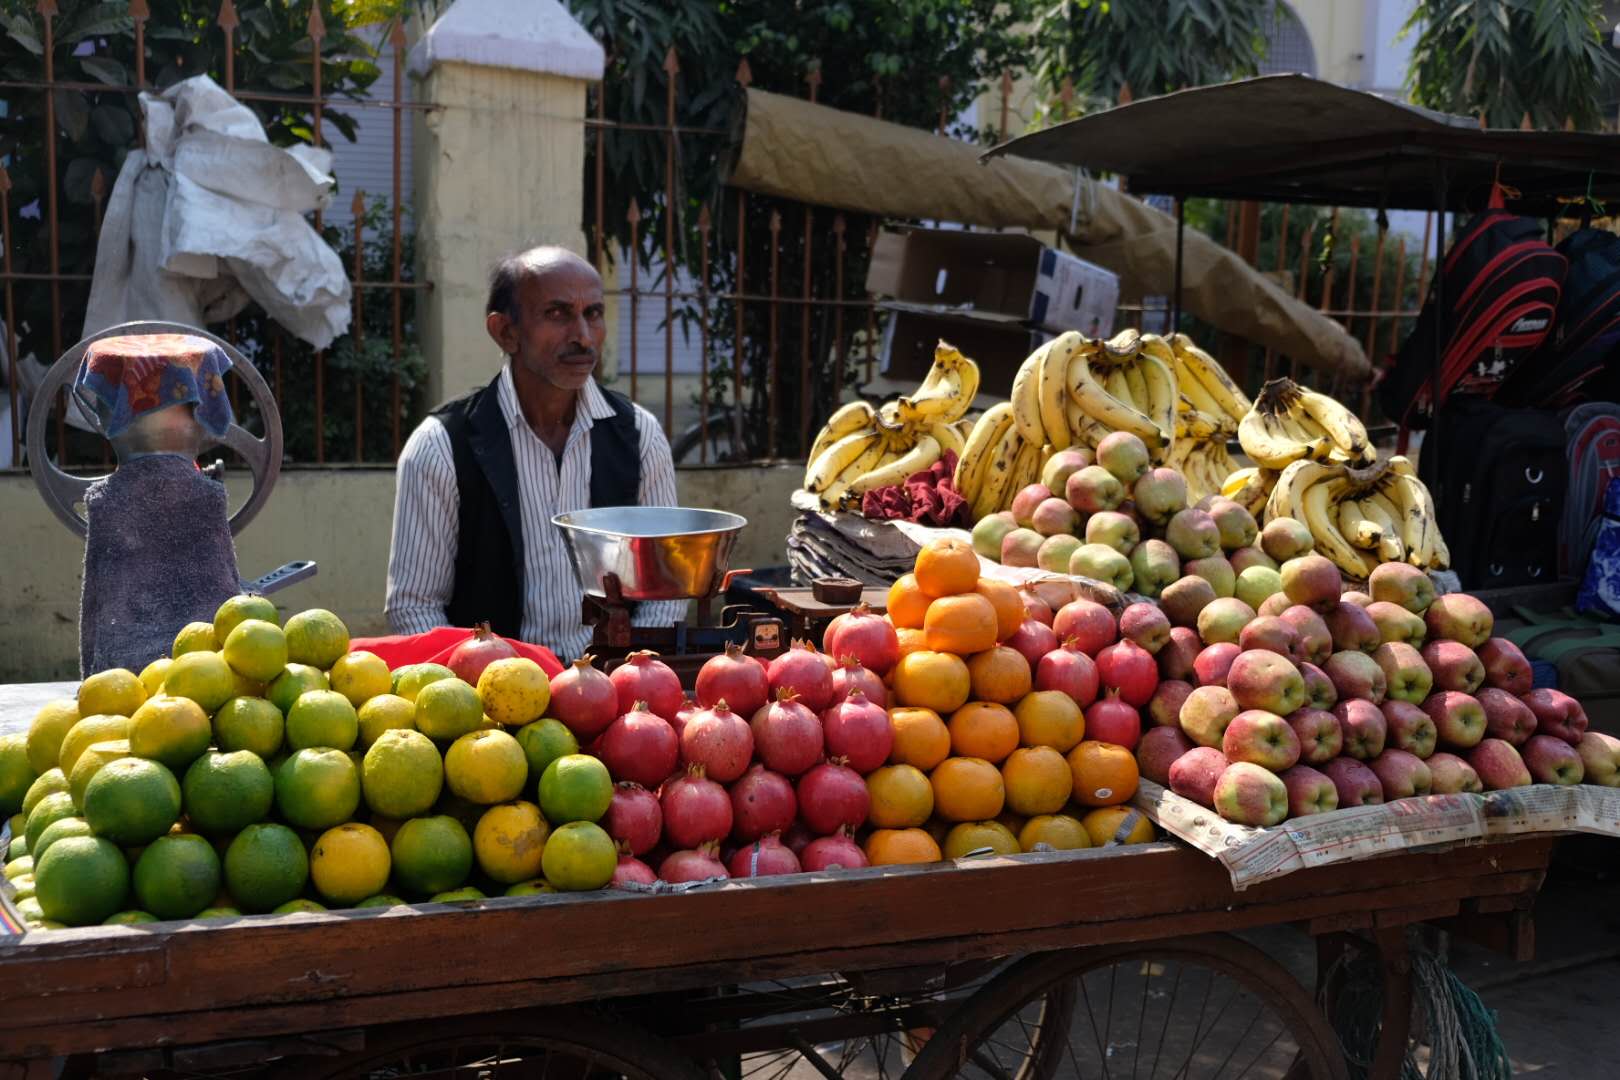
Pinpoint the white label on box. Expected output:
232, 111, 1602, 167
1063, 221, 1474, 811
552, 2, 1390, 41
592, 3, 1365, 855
1032, 249, 1119, 338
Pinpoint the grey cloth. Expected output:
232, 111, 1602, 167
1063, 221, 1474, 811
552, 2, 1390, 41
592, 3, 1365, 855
80, 454, 241, 677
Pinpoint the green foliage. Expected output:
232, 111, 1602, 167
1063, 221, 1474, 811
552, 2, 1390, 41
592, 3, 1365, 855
1029, 0, 1276, 114
1403, 0, 1620, 130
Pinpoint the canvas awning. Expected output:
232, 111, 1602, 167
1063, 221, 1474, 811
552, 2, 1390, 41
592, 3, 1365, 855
981, 75, 1620, 215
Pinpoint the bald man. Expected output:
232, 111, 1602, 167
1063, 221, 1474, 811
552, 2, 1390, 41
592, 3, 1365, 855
386, 246, 684, 659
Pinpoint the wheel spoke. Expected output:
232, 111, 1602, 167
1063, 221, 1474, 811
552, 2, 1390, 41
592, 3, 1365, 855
1152, 963, 1185, 1080
1205, 999, 1266, 1080
1078, 969, 1116, 1080
1134, 960, 1152, 1080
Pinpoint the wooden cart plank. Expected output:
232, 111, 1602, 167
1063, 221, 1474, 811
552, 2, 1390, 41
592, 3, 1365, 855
0, 837, 1553, 1060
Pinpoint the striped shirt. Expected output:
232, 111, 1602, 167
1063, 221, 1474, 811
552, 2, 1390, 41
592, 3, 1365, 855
386, 365, 686, 660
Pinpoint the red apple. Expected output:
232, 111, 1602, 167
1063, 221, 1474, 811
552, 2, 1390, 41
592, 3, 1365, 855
1423, 691, 1486, 750
1298, 662, 1338, 710
1280, 764, 1339, 817
1136, 726, 1195, 787
1425, 752, 1483, 794
1197, 597, 1258, 646
1160, 575, 1218, 629
1258, 592, 1294, 618
1119, 602, 1172, 655
1157, 627, 1201, 682
1419, 640, 1485, 694
1179, 685, 1240, 749
1365, 600, 1427, 647
1237, 616, 1300, 660
1168, 746, 1230, 808
1424, 593, 1494, 648
1278, 606, 1333, 666
1286, 708, 1343, 764
1520, 688, 1588, 745
1467, 738, 1532, 790
1576, 732, 1620, 787
1324, 650, 1387, 705
1368, 748, 1433, 801
1334, 699, 1388, 760
1222, 710, 1302, 772
1372, 642, 1433, 705
1052, 599, 1117, 657
1322, 757, 1385, 807
1521, 734, 1585, 785
1213, 762, 1289, 826
1476, 638, 1532, 694
1147, 679, 1194, 728
1368, 562, 1435, 614
1193, 642, 1241, 688
1011, 482, 1054, 528
1340, 590, 1374, 608
1226, 650, 1307, 714
1096, 640, 1158, 707
1280, 554, 1343, 613
1085, 693, 1143, 751
1380, 699, 1437, 759
1323, 600, 1382, 654
1476, 687, 1537, 746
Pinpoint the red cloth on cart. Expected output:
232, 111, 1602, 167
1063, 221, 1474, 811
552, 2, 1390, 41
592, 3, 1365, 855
348, 626, 564, 678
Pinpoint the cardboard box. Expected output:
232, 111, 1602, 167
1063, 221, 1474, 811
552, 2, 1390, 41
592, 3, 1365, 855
866, 227, 1119, 336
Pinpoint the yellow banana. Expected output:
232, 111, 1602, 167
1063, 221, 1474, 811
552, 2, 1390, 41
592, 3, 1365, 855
1138, 352, 1179, 455
846, 434, 941, 495
1103, 328, 1140, 364
1298, 388, 1373, 466
1176, 401, 1222, 440
1069, 349, 1167, 451
820, 431, 895, 508
972, 424, 1026, 521
1009, 437, 1042, 495
1122, 360, 1151, 415
928, 420, 965, 463
805, 429, 880, 493
1172, 333, 1252, 420
1337, 499, 1384, 551
899, 341, 980, 425
1009, 349, 1048, 447
1356, 494, 1407, 562
1240, 408, 1312, 469
954, 402, 1014, 506
1302, 471, 1368, 577
808, 401, 876, 466
1037, 334, 1076, 451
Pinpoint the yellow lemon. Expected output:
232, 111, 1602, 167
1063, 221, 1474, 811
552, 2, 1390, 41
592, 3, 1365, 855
330, 651, 392, 708
472, 800, 549, 884
476, 658, 550, 727
78, 669, 146, 720
444, 729, 527, 805
26, 698, 80, 775
310, 823, 391, 906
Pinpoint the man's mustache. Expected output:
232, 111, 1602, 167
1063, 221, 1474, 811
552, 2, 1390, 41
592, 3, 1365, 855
560, 347, 598, 362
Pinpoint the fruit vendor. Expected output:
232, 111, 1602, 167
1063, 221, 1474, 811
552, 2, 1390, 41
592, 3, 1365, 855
386, 246, 686, 658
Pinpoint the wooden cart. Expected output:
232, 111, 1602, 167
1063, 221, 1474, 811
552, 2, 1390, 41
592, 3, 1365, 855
0, 832, 1553, 1080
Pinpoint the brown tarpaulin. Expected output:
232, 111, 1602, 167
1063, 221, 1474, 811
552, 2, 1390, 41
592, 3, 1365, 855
724, 89, 1368, 378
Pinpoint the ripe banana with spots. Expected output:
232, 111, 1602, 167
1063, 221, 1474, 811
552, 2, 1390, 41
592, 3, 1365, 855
1239, 377, 1374, 469
899, 341, 980, 426
955, 402, 1014, 506
1263, 454, 1448, 577
807, 401, 876, 467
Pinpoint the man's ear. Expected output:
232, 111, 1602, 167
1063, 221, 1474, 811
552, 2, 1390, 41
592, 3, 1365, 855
485, 311, 517, 355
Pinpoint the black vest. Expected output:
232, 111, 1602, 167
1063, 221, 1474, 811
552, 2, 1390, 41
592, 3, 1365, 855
431, 374, 642, 639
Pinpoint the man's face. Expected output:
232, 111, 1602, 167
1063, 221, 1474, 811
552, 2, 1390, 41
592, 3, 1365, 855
489, 261, 607, 392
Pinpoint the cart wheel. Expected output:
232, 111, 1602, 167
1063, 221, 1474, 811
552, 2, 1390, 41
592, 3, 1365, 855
905, 934, 1351, 1080
264, 1006, 706, 1080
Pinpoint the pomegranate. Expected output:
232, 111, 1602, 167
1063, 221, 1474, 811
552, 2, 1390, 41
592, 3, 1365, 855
672, 695, 701, 738
660, 765, 734, 848
546, 656, 618, 739
679, 700, 755, 783
1020, 590, 1055, 627
604, 782, 663, 855
830, 657, 887, 708
1005, 619, 1060, 668
1084, 691, 1143, 751
599, 703, 680, 789
609, 651, 684, 721
730, 764, 798, 841
1053, 600, 1117, 656
767, 640, 835, 713
659, 843, 730, 883
1035, 638, 1101, 706
820, 691, 893, 774
728, 835, 802, 878
801, 830, 869, 871
611, 853, 658, 887
823, 603, 901, 675
1096, 639, 1159, 707
695, 642, 770, 717
750, 690, 825, 776
781, 822, 815, 856
445, 622, 519, 685
796, 761, 870, 835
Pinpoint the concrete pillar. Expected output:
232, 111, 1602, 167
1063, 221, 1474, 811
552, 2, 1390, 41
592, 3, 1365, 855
409, 0, 604, 406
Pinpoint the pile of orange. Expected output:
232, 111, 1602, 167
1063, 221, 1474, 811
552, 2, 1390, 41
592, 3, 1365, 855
862, 537, 1154, 866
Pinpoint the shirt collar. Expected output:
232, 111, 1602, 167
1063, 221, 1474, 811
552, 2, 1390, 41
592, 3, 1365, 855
497, 363, 617, 432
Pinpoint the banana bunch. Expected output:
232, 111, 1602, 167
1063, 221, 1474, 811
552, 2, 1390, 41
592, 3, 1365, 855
1221, 466, 1279, 519
954, 401, 1047, 522
1065, 329, 1176, 458
1163, 333, 1250, 502
1263, 455, 1450, 579
802, 342, 980, 510
1238, 376, 1375, 470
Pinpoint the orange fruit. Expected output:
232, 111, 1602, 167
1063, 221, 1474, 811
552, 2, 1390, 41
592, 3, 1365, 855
930, 756, 1005, 822
996, 809, 1029, 838
973, 578, 1024, 642
942, 820, 1020, 859
865, 765, 934, 828
914, 537, 980, 598
1019, 813, 1092, 851
1001, 746, 1073, 816
1066, 740, 1139, 807
864, 827, 942, 866
891, 652, 970, 714
966, 646, 1032, 704
1013, 690, 1085, 752
948, 702, 1020, 764
923, 594, 998, 655
1081, 805, 1155, 846
887, 575, 931, 630
888, 708, 951, 770
894, 626, 928, 660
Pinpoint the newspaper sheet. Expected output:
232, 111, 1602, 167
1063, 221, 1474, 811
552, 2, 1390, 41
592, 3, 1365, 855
1133, 779, 1620, 890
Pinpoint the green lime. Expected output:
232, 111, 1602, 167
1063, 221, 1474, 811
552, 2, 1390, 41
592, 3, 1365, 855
284, 609, 350, 669
515, 719, 578, 782
103, 909, 158, 925
10, 873, 34, 899
26, 791, 79, 855
5, 854, 33, 879
286, 690, 360, 752
162, 652, 236, 715
133, 834, 221, 920
83, 758, 182, 846
127, 695, 211, 772
0, 733, 35, 817
414, 679, 484, 741
172, 621, 220, 657
34, 835, 129, 926
58, 715, 131, 778
267, 664, 331, 715
356, 893, 405, 908
390, 815, 473, 898
224, 823, 311, 912
428, 887, 485, 903
361, 729, 443, 819
214, 697, 286, 758
274, 748, 360, 830
214, 594, 280, 641
183, 751, 275, 835
271, 899, 326, 915
22, 769, 68, 818
391, 663, 455, 704
539, 821, 616, 891
223, 619, 289, 684
538, 754, 613, 824
504, 879, 555, 896
16, 896, 45, 923
357, 694, 416, 748
34, 816, 94, 861
196, 906, 241, 919
25, 699, 79, 775
69, 740, 132, 809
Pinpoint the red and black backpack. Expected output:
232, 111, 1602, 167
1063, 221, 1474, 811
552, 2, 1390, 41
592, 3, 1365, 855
1378, 198, 1567, 446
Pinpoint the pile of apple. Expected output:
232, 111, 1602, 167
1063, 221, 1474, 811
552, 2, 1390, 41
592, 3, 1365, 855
1126, 537, 1614, 828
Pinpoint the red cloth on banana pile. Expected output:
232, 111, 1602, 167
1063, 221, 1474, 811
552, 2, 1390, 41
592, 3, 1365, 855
861, 450, 967, 527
